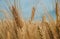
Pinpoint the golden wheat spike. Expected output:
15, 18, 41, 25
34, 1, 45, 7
56, 1, 60, 38
11, 6, 25, 29
30, 7, 35, 22
56, 0, 60, 23
56, 2, 58, 23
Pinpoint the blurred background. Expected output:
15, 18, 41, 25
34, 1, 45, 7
0, 0, 59, 21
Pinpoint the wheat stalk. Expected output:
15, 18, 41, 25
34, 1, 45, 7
0, 0, 60, 39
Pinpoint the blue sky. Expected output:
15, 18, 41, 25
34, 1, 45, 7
0, 0, 57, 20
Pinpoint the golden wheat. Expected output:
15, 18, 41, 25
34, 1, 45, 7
0, 0, 60, 39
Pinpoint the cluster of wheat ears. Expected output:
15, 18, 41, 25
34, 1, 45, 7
0, 0, 60, 39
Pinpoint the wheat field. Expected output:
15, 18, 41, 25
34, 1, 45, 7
0, 0, 60, 39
